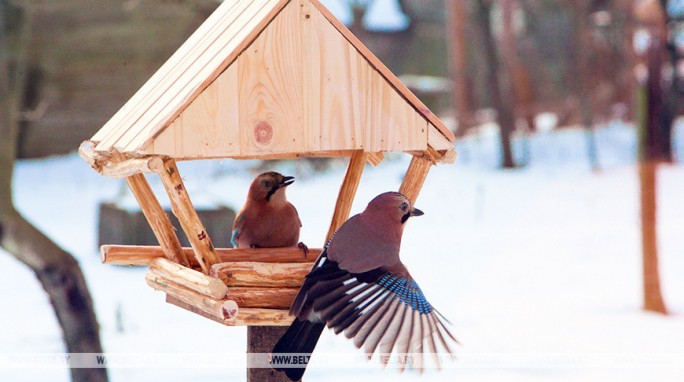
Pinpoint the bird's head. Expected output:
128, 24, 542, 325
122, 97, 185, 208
364, 192, 424, 225
248, 172, 295, 203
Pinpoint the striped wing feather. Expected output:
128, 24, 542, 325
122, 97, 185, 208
295, 251, 457, 370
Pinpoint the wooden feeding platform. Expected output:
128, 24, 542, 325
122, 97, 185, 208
102, 245, 319, 325
81, 0, 456, 330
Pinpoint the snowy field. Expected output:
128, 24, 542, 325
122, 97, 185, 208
1, 123, 684, 382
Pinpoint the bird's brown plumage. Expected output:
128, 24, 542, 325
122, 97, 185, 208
273, 192, 455, 382
232, 172, 302, 249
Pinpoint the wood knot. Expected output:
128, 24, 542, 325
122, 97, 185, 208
254, 121, 273, 145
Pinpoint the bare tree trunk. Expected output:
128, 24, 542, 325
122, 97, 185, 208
501, 0, 536, 165
657, 0, 676, 162
446, 0, 472, 136
0, 3, 109, 381
635, 25, 667, 314
475, 0, 516, 168
568, 1, 600, 171
638, 161, 666, 314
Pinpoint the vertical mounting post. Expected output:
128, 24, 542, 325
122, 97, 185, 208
326, 150, 367, 242
125, 173, 189, 267
247, 326, 291, 382
158, 158, 220, 274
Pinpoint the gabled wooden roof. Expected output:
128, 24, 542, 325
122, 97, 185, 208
89, 0, 455, 161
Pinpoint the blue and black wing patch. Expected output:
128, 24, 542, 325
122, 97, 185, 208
230, 229, 239, 248
376, 274, 433, 315
290, 251, 458, 370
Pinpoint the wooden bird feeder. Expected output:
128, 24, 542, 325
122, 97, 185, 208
80, 0, 455, 329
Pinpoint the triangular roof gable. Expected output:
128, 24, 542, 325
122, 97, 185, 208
91, 0, 455, 159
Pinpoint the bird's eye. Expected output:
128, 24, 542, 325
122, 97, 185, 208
262, 180, 272, 188
400, 202, 409, 212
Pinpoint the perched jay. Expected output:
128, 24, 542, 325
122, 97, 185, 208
231, 172, 305, 251
273, 192, 457, 381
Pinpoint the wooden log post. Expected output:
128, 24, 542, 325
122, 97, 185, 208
80, 142, 167, 178
158, 158, 221, 274
125, 173, 189, 267
164, 295, 293, 327
149, 257, 228, 299
101, 245, 320, 266
326, 150, 367, 241
145, 271, 238, 321
399, 155, 433, 205
226, 287, 298, 309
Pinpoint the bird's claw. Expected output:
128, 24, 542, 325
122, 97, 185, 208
298, 242, 309, 257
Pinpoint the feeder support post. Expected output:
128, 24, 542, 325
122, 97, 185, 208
399, 155, 433, 205
326, 150, 368, 242
158, 158, 221, 273
125, 173, 189, 267
248, 326, 291, 382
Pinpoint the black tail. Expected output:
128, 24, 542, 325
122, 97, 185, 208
272, 318, 325, 381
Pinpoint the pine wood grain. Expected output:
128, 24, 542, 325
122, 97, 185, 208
94, 0, 247, 149
158, 158, 221, 273
304, 5, 363, 151
101, 245, 320, 266
148, 64, 241, 157
124, 173, 189, 266
237, 1, 304, 156
233, 308, 294, 326
309, 0, 455, 143
210, 262, 311, 287
166, 295, 294, 326
428, 125, 455, 151
326, 150, 366, 241
149, 257, 228, 299
399, 155, 433, 205
92, 0, 454, 161
146, 271, 238, 320
226, 286, 298, 309
116, 0, 289, 154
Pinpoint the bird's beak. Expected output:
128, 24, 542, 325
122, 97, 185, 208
280, 176, 295, 188
401, 206, 424, 224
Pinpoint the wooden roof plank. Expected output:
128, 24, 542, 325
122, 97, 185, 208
428, 124, 454, 151
145, 62, 241, 158
237, 1, 305, 156
93, 0, 245, 150
109, 0, 272, 152
113, 0, 251, 150
303, 4, 362, 152
118, 0, 289, 154
308, 0, 455, 143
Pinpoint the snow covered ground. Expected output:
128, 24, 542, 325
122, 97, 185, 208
1, 122, 684, 382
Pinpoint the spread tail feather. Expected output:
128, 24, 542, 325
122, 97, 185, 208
272, 319, 325, 381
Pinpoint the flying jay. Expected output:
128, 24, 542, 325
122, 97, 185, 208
272, 192, 457, 381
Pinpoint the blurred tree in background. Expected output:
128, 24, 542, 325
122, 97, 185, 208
634, 0, 672, 315
1, 2, 108, 381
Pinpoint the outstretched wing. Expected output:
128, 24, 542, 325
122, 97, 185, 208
291, 250, 457, 370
